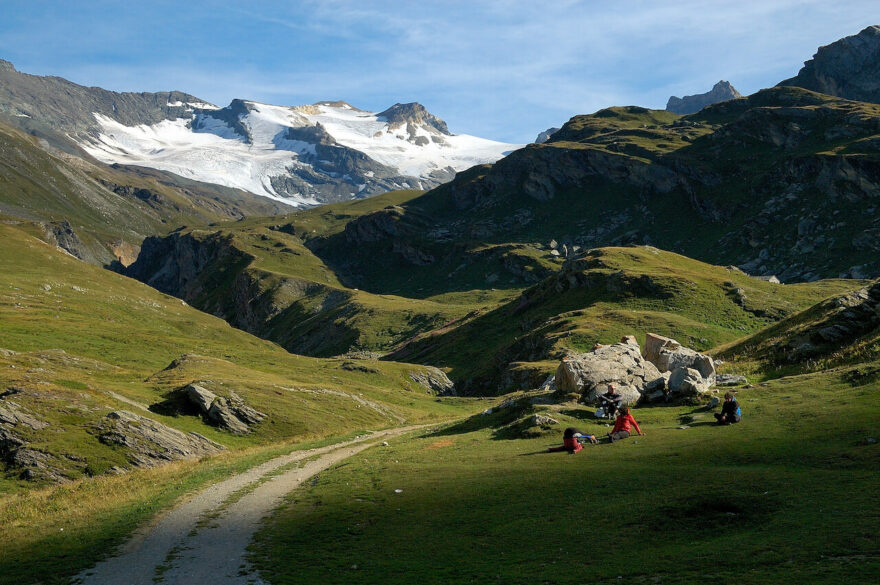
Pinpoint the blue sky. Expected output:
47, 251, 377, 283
1, 1, 877, 143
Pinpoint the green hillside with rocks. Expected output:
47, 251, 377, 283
1, 23, 879, 585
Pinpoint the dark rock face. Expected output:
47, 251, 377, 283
666, 81, 742, 114
779, 25, 880, 103
40, 221, 96, 264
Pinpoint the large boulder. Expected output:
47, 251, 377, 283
643, 333, 715, 379
667, 367, 711, 397
555, 338, 664, 405
183, 383, 266, 434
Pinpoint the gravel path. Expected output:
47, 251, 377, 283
72, 426, 424, 585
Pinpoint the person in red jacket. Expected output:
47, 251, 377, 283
608, 406, 644, 442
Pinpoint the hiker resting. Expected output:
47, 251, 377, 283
714, 392, 742, 425
608, 406, 644, 442
599, 383, 623, 419
548, 427, 597, 453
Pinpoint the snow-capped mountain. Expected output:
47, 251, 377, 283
78, 98, 520, 206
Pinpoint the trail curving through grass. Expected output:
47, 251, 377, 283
72, 426, 425, 585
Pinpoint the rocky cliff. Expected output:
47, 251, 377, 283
666, 80, 742, 114
779, 25, 880, 103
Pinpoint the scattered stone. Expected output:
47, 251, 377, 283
865, 437, 877, 445
707, 396, 721, 409
530, 414, 558, 427
715, 374, 748, 386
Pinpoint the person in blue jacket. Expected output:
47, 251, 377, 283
714, 392, 741, 424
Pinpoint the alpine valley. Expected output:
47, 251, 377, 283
0, 23, 878, 585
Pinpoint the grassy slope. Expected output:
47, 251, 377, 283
252, 366, 879, 585
0, 221, 479, 488
131, 192, 523, 357
715, 278, 880, 380
386, 246, 862, 391
0, 120, 290, 265
0, 220, 485, 583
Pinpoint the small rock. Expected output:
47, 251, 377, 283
678, 425, 690, 430
394, 489, 403, 494
381, 441, 389, 446
866, 437, 877, 444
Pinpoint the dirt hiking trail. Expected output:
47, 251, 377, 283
72, 426, 424, 585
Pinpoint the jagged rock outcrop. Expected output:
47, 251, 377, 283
183, 384, 266, 434
40, 220, 97, 264
378, 102, 451, 137
534, 127, 560, 144
409, 368, 457, 396
554, 337, 664, 405
779, 25, 880, 104
666, 81, 742, 114
98, 410, 224, 467
0, 397, 61, 481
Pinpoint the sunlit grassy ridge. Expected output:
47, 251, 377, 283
385, 246, 862, 392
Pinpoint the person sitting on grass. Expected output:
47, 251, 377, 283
608, 406, 644, 442
548, 427, 597, 453
599, 383, 623, 419
714, 392, 742, 425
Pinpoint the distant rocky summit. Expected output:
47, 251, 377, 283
666, 80, 742, 114
779, 25, 880, 103
534, 127, 560, 143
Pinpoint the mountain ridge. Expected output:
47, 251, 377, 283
0, 59, 519, 208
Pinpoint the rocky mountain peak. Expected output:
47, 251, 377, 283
666, 80, 742, 114
778, 25, 880, 103
534, 127, 560, 144
0, 59, 15, 72
377, 102, 450, 135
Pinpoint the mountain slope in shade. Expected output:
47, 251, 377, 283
78, 99, 520, 207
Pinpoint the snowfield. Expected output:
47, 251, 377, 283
79, 101, 521, 207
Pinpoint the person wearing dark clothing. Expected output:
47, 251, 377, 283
608, 407, 644, 442
548, 427, 597, 453
714, 392, 742, 424
599, 384, 623, 419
